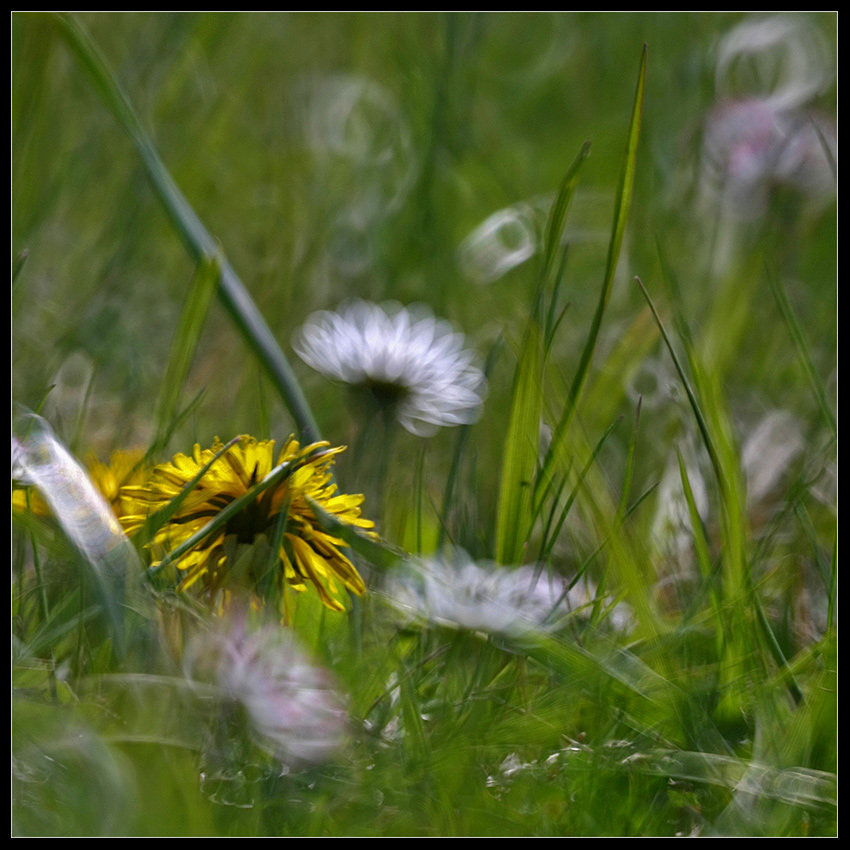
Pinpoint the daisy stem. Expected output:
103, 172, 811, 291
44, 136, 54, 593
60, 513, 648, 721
27, 492, 58, 702
351, 401, 398, 524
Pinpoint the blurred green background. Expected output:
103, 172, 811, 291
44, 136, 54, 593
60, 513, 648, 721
12, 13, 836, 836
13, 13, 835, 460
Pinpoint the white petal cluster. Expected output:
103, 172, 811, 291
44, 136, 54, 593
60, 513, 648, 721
293, 300, 486, 437
384, 553, 629, 637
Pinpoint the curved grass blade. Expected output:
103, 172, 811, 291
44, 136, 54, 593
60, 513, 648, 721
540, 140, 591, 287
53, 13, 321, 443
536, 415, 621, 570
617, 396, 641, 521
636, 276, 722, 489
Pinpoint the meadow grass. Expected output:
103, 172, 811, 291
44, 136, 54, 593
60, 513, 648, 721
13, 12, 836, 836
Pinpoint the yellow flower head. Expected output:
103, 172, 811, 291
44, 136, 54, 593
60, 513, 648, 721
120, 435, 373, 614
86, 449, 148, 517
13, 447, 147, 519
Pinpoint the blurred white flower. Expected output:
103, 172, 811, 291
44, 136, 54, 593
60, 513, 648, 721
383, 552, 629, 637
458, 190, 614, 285
715, 15, 831, 113
700, 16, 835, 221
295, 74, 416, 277
186, 616, 348, 765
741, 410, 804, 507
459, 201, 543, 284
294, 299, 486, 437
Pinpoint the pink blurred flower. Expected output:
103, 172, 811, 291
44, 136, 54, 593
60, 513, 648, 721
187, 616, 348, 765
701, 98, 835, 219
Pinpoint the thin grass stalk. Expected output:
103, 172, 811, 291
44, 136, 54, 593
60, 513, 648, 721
767, 266, 837, 436
636, 277, 723, 495
153, 254, 220, 448
539, 46, 646, 492
438, 336, 503, 552
536, 416, 620, 573
540, 140, 591, 287
495, 321, 543, 565
616, 397, 641, 522
414, 442, 426, 555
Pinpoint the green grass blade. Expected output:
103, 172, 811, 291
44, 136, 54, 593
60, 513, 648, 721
617, 397, 641, 520
541, 46, 646, 484
540, 140, 591, 286
438, 335, 503, 552
535, 470, 570, 572
677, 449, 725, 654
642, 273, 764, 716
623, 480, 659, 520
154, 254, 220, 446
53, 13, 321, 443
495, 323, 543, 564
767, 267, 837, 436
677, 449, 713, 586
537, 416, 620, 567
414, 443, 426, 555
637, 277, 723, 489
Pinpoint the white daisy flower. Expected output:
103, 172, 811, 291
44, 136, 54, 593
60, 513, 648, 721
383, 551, 631, 637
293, 299, 486, 437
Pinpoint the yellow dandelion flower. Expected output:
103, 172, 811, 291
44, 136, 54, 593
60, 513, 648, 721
13, 447, 147, 519
86, 448, 148, 516
120, 435, 374, 614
